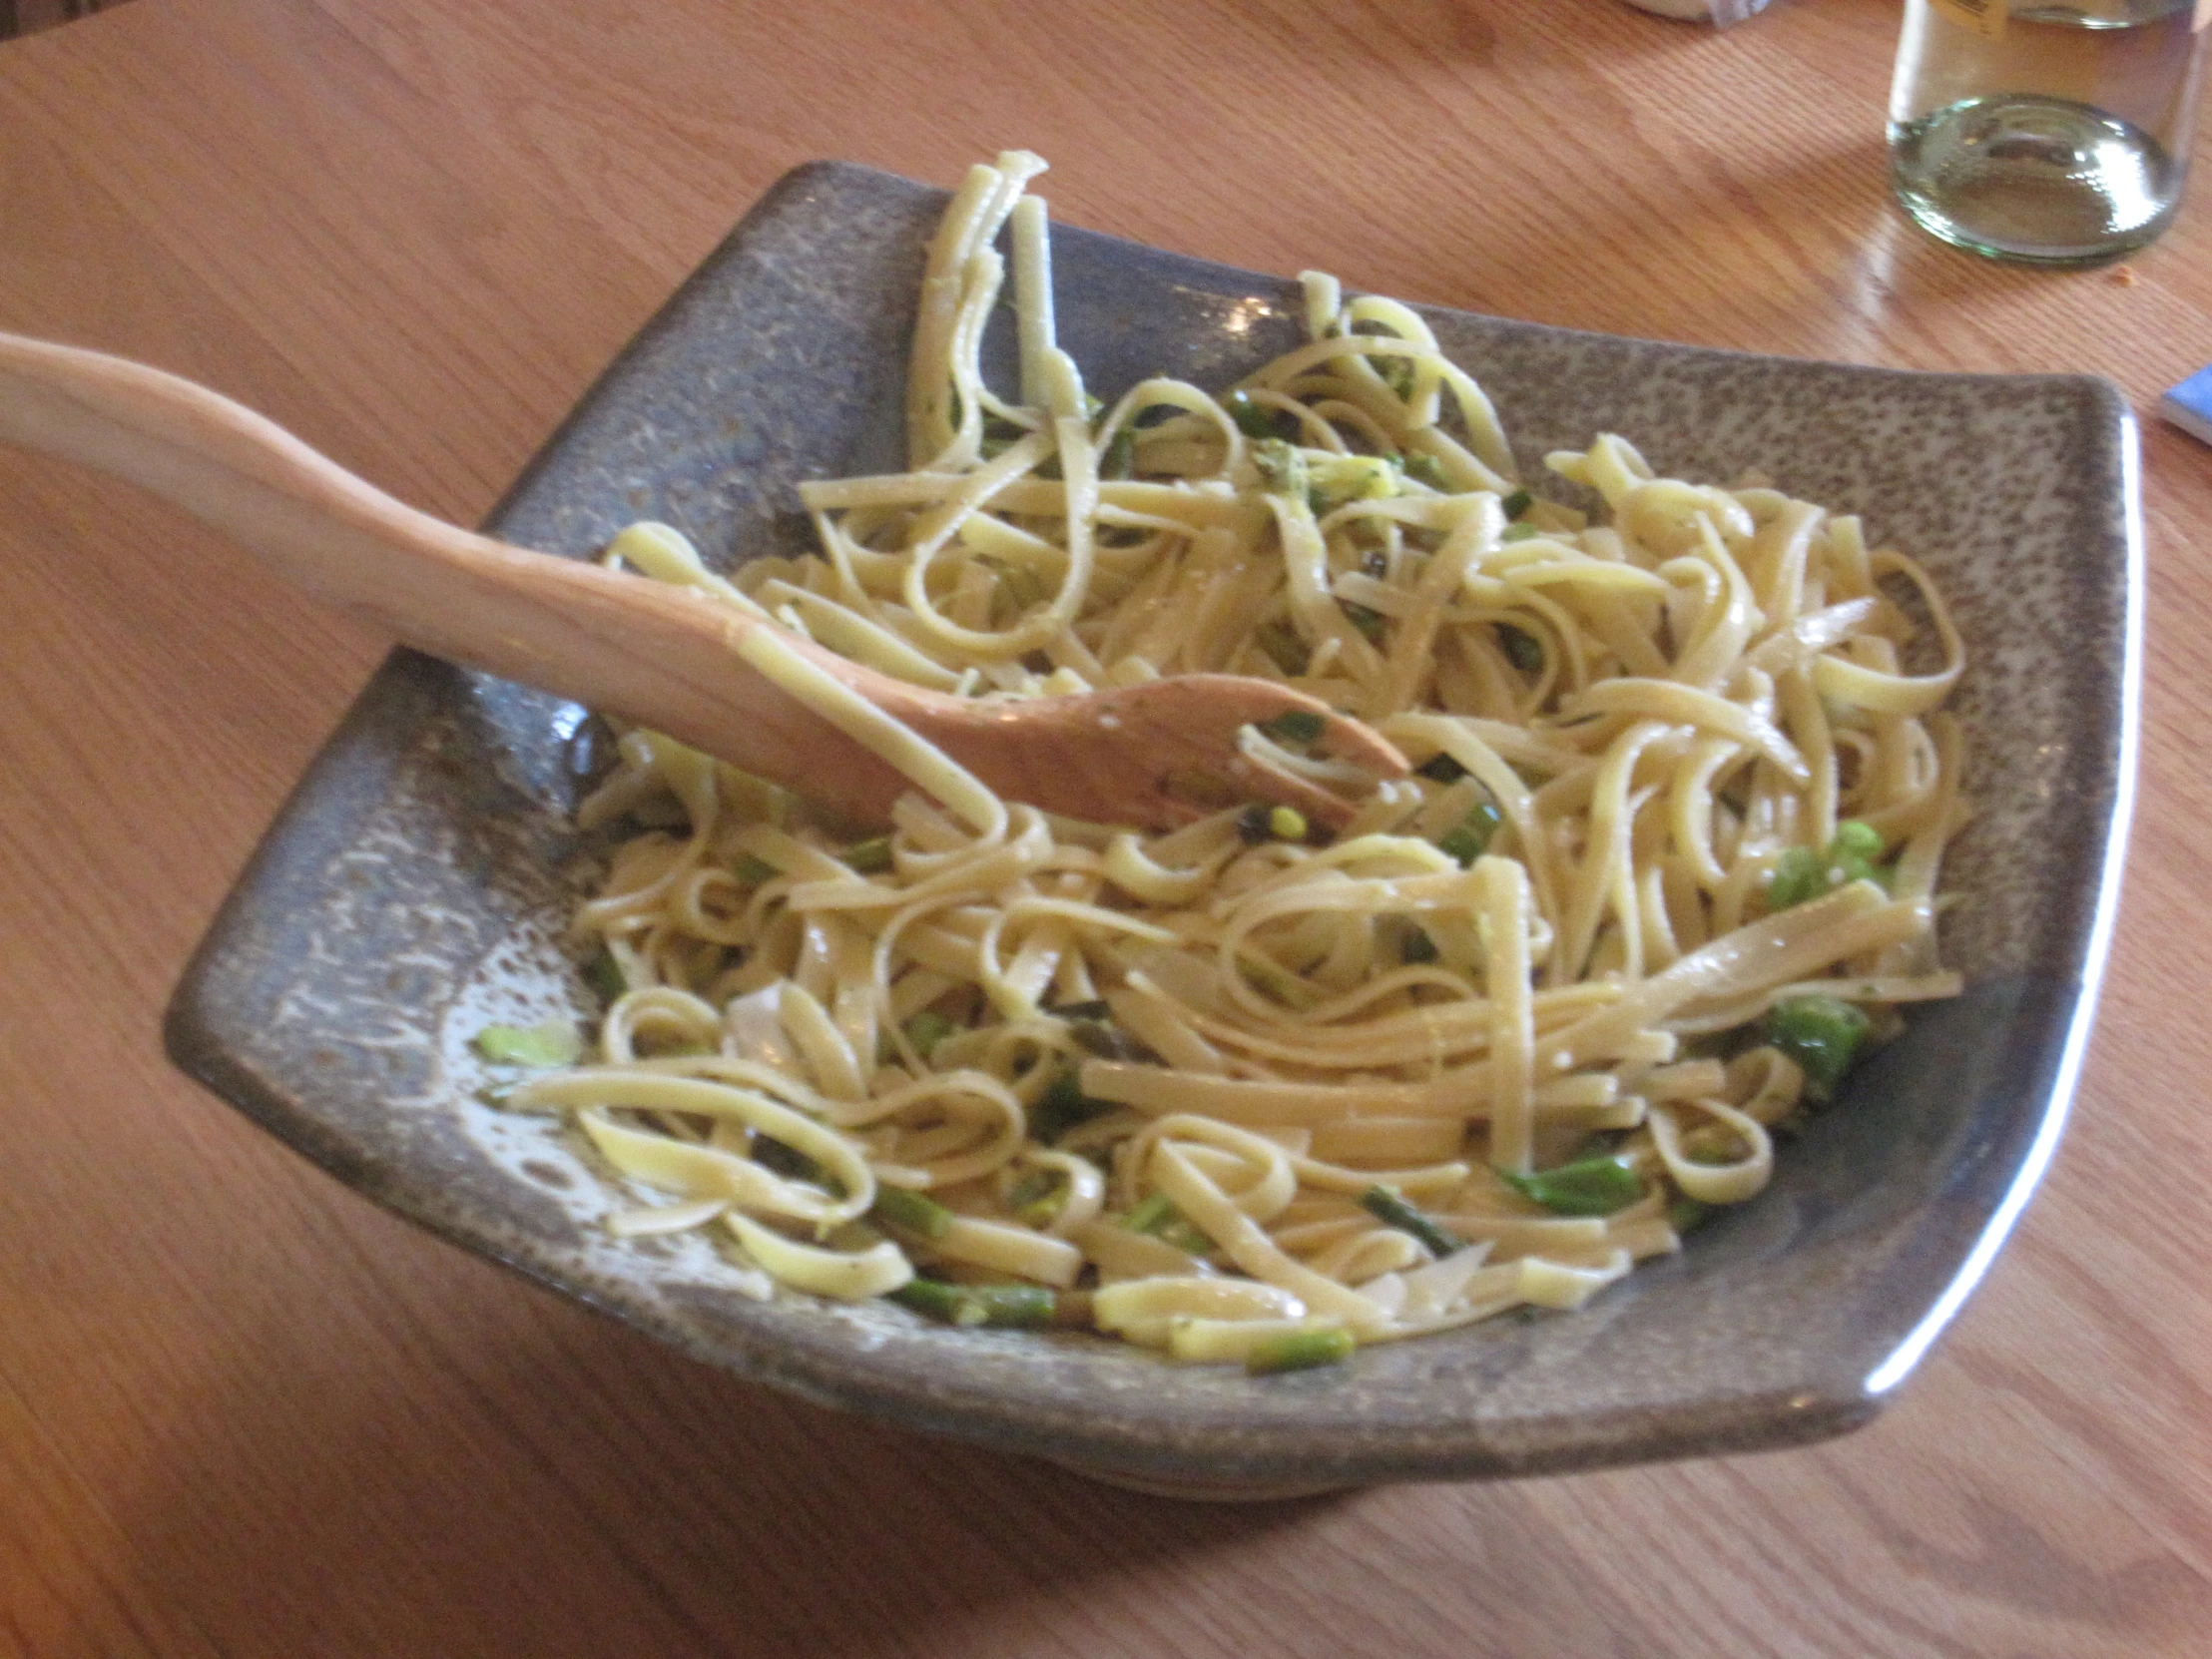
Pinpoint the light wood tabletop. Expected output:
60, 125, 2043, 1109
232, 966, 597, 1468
2, 1, 2206, 1654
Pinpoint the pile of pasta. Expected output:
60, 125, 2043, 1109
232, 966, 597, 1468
498, 153, 1967, 1371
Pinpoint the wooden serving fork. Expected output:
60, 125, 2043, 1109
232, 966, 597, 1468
0, 333, 1406, 830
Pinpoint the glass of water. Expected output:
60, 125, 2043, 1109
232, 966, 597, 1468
1890, 0, 2210, 265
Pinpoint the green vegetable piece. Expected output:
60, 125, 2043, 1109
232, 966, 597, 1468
751, 1135, 832, 1189
871, 1185, 954, 1241
1499, 1156, 1645, 1217
1401, 452, 1449, 490
1766, 845, 1827, 911
1124, 1192, 1178, 1234
1668, 1196, 1713, 1235
842, 835, 895, 874
1500, 488, 1533, 520
1831, 820, 1884, 859
1437, 800, 1503, 866
1400, 926, 1438, 965
1032, 1062, 1113, 1143
580, 945, 628, 1007
1764, 994, 1870, 1100
1223, 388, 1281, 439
1341, 601, 1386, 643
1308, 454, 1399, 514
473, 1021, 583, 1068
1268, 806, 1309, 843
1251, 438, 1308, 497
733, 853, 781, 886
1416, 751, 1468, 784
1125, 1194, 1213, 1255
888, 1280, 1059, 1329
1500, 522, 1543, 543
1101, 424, 1136, 480
1067, 1018, 1150, 1062
1247, 1325, 1356, 1376
1259, 708, 1328, 747
1006, 1167, 1069, 1228
1378, 354, 1415, 399
1048, 999, 1112, 1020
1772, 824, 1893, 912
1359, 1185, 1465, 1259
1495, 623, 1544, 673
903, 1008, 957, 1060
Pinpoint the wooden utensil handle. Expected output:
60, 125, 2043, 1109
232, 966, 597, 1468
0, 331, 915, 818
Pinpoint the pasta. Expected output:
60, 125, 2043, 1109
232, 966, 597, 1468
485, 153, 1968, 1372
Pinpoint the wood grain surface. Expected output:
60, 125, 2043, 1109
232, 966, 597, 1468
2, 2, 2207, 1655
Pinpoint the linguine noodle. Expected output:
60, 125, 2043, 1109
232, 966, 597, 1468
492, 153, 1967, 1370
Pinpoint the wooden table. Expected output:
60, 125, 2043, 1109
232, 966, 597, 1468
3, 2, 2205, 1653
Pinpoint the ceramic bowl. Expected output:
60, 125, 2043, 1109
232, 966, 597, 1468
166, 161, 2137, 1497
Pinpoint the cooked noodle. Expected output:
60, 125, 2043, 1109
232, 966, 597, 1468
496, 153, 1967, 1367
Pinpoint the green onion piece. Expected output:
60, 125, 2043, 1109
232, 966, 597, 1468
751, 1135, 832, 1189
580, 945, 628, 1007
1223, 388, 1280, 439
1437, 800, 1503, 866
1416, 751, 1468, 784
1500, 522, 1543, 543
887, 1280, 1059, 1329
903, 1008, 957, 1060
1499, 1156, 1644, 1217
1122, 1194, 1213, 1254
1500, 488, 1533, 520
842, 835, 895, 874
1101, 425, 1136, 480
1124, 1192, 1178, 1235
1006, 1168, 1068, 1228
1247, 1325, 1356, 1376
1402, 452, 1449, 490
1256, 619, 1313, 676
1359, 1185, 1466, 1258
1341, 601, 1386, 643
1669, 1196, 1713, 1235
871, 1185, 954, 1241
1400, 926, 1438, 965
1764, 994, 1870, 1101
1252, 438, 1307, 497
1308, 454, 1399, 514
1259, 708, 1328, 746
472, 1021, 583, 1068
1268, 806, 1309, 842
1766, 845, 1827, 911
1495, 623, 1544, 673
733, 853, 781, 886
1068, 1018, 1150, 1062
1032, 1062, 1113, 1143
1378, 355, 1415, 399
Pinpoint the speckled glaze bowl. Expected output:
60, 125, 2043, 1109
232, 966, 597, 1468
166, 162, 2137, 1497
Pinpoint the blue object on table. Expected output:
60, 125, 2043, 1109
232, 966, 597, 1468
2160, 363, 2212, 445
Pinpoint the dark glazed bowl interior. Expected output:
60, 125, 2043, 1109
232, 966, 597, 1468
166, 161, 2137, 1493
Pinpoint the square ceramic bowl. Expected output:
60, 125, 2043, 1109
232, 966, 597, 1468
166, 161, 2137, 1497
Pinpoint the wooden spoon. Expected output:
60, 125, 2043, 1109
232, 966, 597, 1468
0, 332, 1407, 830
